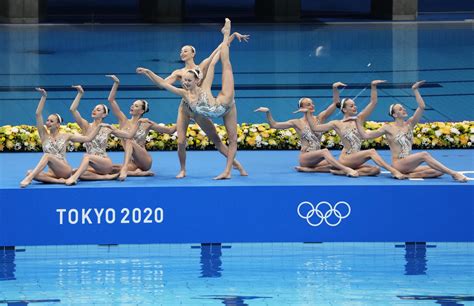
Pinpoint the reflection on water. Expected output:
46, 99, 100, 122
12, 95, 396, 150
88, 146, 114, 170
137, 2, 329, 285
404, 243, 429, 275
197, 295, 272, 305
199, 243, 224, 278
0, 248, 16, 281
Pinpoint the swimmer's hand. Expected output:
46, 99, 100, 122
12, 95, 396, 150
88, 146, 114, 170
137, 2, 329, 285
412, 80, 425, 90
233, 32, 250, 43
371, 80, 386, 86
293, 108, 311, 114
254, 107, 269, 113
71, 85, 84, 94
332, 82, 347, 88
138, 118, 152, 125
136, 67, 150, 75
106, 75, 120, 83
35, 87, 47, 97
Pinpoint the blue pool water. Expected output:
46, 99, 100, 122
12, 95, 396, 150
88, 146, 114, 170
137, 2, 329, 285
0, 22, 473, 126
1, 243, 473, 305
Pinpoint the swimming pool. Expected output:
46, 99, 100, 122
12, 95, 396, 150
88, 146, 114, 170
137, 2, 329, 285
1, 243, 473, 305
0, 22, 472, 126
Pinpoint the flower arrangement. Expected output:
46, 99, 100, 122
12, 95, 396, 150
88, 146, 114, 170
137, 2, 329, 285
1, 121, 473, 152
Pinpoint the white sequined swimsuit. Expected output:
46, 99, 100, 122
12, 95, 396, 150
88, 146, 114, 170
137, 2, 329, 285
84, 126, 110, 158
188, 89, 233, 119
301, 122, 322, 152
42, 137, 67, 160
342, 126, 362, 154
133, 122, 148, 146
395, 129, 413, 159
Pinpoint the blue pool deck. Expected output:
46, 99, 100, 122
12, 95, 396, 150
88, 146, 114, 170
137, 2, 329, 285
0, 149, 473, 189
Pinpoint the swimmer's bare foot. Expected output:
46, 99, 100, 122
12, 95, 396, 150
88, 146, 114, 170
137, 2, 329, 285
214, 171, 231, 180
176, 170, 186, 179
118, 168, 128, 181
346, 169, 359, 177
392, 170, 407, 180
330, 169, 346, 176
221, 18, 231, 37
57, 178, 66, 184
106, 173, 120, 180
25, 170, 32, 176
295, 166, 320, 173
65, 177, 77, 186
233, 161, 248, 176
20, 178, 32, 188
138, 171, 154, 177
453, 172, 468, 182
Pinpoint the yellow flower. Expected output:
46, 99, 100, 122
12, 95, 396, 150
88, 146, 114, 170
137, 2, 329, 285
6, 140, 14, 149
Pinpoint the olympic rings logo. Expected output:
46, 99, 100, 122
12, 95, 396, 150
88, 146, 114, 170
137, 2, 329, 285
297, 201, 351, 227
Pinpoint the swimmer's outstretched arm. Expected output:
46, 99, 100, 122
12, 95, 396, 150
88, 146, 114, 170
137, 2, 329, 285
136, 67, 187, 98
67, 123, 110, 143
106, 75, 127, 124
141, 118, 177, 135
254, 107, 297, 129
296, 108, 336, 133
34, 88, 48, 140
343, 116, 388, 140
69, 85, 89, 130
319, 82, 347, 122
359, 80, 386, 121
408, 81, 426, 127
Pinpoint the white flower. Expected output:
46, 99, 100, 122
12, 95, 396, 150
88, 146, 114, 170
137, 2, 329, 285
243, 129, 248, 134
262, 141, 268, 146
250, 127, 257, 133
450, 127, 460, 135
171, 135, 177, 140
14, 142, 21, 150
321, 135, 326, 142
421, 127, 429, 133
417, 134, 422, 138
256, 135, 262, 142
284, 130, 293, 137
327, 141, 334, 148
12, 127, 18, 133
23, 142, 29, 146
468, 142, 472, 146
435, 130, 442, 137
146, 135, 152, 142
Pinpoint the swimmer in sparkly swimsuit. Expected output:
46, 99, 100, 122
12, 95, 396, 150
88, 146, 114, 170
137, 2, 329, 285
297, 80, 406, 179
254, 82, 358, 177
64, 85, 120, 185
348, 81, 468, 182
20, 88, 107, 188
137, 31, 249, 180
105, 75, 177, 181
137, 18, 244, 180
